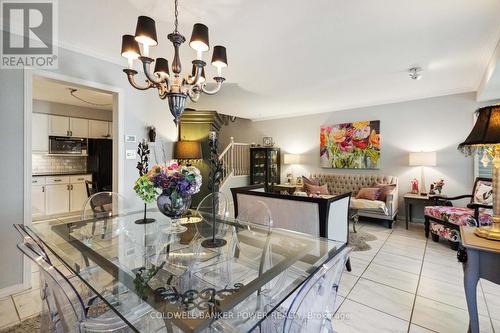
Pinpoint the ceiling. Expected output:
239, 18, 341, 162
56, 0, 500, 120
33, 77, 113, 111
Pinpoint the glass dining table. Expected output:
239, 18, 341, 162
29, 209, 347, 333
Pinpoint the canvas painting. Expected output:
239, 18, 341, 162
320, 120, 381, 169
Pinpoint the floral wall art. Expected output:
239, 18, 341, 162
320, 120, 381, 169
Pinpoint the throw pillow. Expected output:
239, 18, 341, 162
356, 187, 382, 201
302, 176, 320, 192
474, 182, 493, 205
374, 183, 397, 202
304, 183, 329, 195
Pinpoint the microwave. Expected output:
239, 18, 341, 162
49, 136, 87, 155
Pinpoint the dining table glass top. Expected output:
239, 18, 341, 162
29, 209, 346, 333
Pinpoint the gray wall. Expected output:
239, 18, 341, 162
220, 93, 500, 218
33, 100, 113, 121
0, 47, 178, 291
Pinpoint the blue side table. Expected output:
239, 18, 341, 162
460, 226, 500, 333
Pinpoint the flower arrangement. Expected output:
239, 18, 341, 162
430, 179, 445, 195
134, 162, 202, 202
320, 120, 381, 169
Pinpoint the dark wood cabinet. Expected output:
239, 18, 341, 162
250, 147, 280, 191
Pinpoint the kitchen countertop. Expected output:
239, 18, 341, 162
32, 172, 92, 177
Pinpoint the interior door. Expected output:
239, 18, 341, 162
70, 118, 89, 138
70, 183, 88, 212
49, 115, 70, 137
45, 184, 70, 215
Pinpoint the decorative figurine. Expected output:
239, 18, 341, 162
410, 178, 419, 194
432, 179, 445, 194
148, 125, 156, 142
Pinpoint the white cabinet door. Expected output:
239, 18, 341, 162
70, 118, 89, 138
32, 113, 49, 152
89, 120, 110, 139
70, 183, 88, 212
32, 185, 46, 217
46, 184, 70, 215
49, 115, 70, 137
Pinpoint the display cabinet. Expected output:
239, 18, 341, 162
250, 147, 280, 190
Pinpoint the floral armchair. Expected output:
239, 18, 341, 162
424, 177, 493, 250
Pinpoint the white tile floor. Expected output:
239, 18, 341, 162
1, 219, 499, 332
332, 220, 500, 333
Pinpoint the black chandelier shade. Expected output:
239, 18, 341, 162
121, 35, 140, 59
135, 16, 158, 46
211, 45, 228, 67
189, 23, 209, 52
154, 58, 170, 77
458, 105, 500, 153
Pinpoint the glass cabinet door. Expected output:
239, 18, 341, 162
251, 149, 266, 185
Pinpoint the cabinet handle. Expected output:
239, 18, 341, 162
67, 184, 70, 190
54, 179, 62, 182
77, 178, 84, 181
70, 130, 73, 136
71, 184, 73, 190
42, 186, 45, 193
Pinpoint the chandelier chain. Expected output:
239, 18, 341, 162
173, 0, 179, 33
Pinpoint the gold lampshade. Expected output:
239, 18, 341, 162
459, 105, 500, 241
174, 141, 202, 160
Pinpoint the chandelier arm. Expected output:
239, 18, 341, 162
139, 56, 165, 85
201, 78, 225, 95
123, 70, 153, 91
188, 87, 201, 102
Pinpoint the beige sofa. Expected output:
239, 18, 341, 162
309, 173, 399, 228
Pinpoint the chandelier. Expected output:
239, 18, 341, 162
120, 0, 228, 125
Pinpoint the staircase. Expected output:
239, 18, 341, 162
219, 137, 251, 186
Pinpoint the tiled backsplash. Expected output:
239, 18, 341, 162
32, 154, 87, 174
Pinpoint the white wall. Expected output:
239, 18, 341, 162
0, 46, 178, 292
220, 93, 500, 217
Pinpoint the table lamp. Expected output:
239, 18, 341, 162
409, 151, 436, 196
173, 140, 202, 166
284, 153, 300, 184
458, 105, 500, 240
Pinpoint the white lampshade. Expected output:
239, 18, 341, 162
409, 151, 436, 166
284, 153, 300, 165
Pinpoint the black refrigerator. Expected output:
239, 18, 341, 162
87, 139, 113, 192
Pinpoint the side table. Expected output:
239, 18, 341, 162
459, 226, 500, 333
272, 183, 302, 195
403, 193, 434, 229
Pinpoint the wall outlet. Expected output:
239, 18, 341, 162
125, 150, 136, 159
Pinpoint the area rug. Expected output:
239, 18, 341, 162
349, 231, 377, 251
0, 316, 40, 333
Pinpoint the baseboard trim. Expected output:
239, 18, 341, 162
0, 283, 28, 299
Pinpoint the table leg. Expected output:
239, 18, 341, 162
463, 249, 480, 333
405, 200, 409, 230
409, 203, 413, 223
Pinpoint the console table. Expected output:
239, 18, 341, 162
404, 193, 433, 229
460, 226, 500, 333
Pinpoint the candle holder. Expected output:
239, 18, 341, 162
201, 131, 227, 248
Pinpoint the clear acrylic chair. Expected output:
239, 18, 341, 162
17, 240, 167, 333
275, 247, 352, 333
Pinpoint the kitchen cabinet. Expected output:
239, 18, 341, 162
108, 122, 113, 139
45, 183, 70, 215
32, 113, 49, 152
49, 115, 70, 136
89, 120, 111, 139
32, 174, 92, 217
69, 117, 89, 138
32, 185, 46, 217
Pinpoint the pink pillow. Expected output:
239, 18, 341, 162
304, 183, 329, 195
356, 187, 382, 201
374, 183, 396, 202
302, 176, 320, 191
